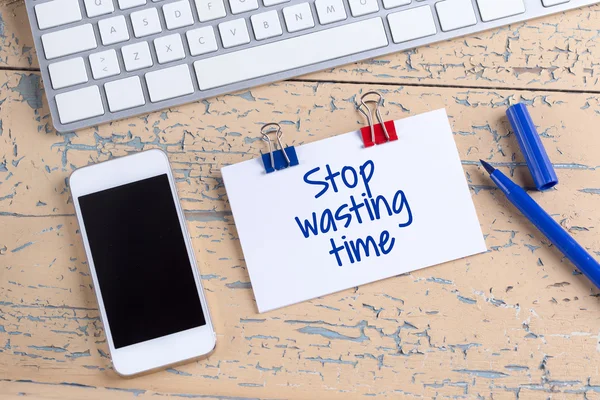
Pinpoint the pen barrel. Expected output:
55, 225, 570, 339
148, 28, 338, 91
493, 173, 600, 288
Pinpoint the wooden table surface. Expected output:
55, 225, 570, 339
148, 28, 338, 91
2, 2, 600, 399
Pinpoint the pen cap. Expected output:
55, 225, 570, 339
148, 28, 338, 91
506, 103, 558, 191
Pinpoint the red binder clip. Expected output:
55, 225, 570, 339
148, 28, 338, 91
357, 91, 398, 148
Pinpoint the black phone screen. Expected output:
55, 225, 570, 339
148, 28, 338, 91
78, 174, 206, 349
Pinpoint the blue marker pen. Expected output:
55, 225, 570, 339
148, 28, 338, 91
480, 160, 600, 289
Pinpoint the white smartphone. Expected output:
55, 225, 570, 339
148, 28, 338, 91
70, 149, 216, 376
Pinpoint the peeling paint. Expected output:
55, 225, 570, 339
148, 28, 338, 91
11, 74, 43, 110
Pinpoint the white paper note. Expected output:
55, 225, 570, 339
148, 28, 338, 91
222, 109, 486, 312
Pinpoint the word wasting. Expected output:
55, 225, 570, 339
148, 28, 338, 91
294, 160, 413, 267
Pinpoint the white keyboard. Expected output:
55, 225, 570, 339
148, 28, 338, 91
25, 0, 599, 132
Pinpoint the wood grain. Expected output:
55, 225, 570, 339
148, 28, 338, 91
3, 1, 600, 398
2, 68, 600, 398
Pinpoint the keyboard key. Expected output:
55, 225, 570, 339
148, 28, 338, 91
315, 0, 347, 24
283, 3, 314, 32
388, 5, 437, 43
163, 0, 194, 29
194, 17, 388, 90
55, 86, 104, 124
263, 0, 288, 5
251, 10, 282, 40
122, 41, 153, 71
41, 24, 97, 60
195, 0, 227, 22
476, 0, 525, 22
83, 0, 115, 17
219, 18, 251, 48
146, 64, 194, 102
118, 0, 146, 9
48, 57, 88, 89
89, 49, 120, 79
105, 76, 146, 112
347, 0, 379, 17
229, 0, 259, 14
382, 0, 409, 9
542, 0, 569, 6
186, 26, 218, 55
98, 15, 130, 45
154, 34, 185, 63
35, 0, 82, 30
436, 0, 477, 31
131, 8, 162, 37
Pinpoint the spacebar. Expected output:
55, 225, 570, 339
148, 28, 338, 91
193, 17, 388, 90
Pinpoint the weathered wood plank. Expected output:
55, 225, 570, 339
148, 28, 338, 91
2, 178, 600, 398
0, 379, 265, 399
2, 71, 600, 216
0, 0, 36, 69
2, 70, 600, 398
1, 2, 600, 91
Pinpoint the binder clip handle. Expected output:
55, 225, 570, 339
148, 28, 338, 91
260, 123, 299, 174
357, 91, 398, 148
358, 91, 391, 145
262, 123, 290, 169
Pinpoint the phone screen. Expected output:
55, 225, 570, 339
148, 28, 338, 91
78, 174, 206, 349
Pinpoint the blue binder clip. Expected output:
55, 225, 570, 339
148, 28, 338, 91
260, 123, 299, 174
